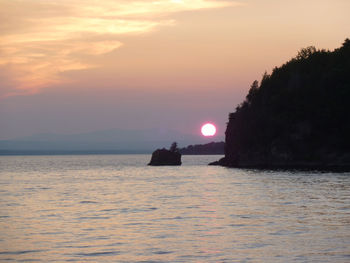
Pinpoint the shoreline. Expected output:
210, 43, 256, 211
209, 158, 350, 172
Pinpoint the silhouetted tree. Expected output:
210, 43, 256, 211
170, 142, 178, 152
246, 80, 259, 104
296, 46, 317, 60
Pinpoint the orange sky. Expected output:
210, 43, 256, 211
0, 0, 349, 139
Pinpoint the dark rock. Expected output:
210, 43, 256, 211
208, 157, 226, 165
148, 148, 182, 166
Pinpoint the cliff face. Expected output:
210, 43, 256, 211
221, 39, 350, 170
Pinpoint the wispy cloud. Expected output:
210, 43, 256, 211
0, 0, 237, 97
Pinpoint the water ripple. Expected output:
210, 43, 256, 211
0, 155, 349, 262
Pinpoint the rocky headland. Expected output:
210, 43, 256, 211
211, 39, 350, 171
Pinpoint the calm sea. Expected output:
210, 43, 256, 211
0, 155, 349, 262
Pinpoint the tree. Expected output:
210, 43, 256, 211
170, 142, 178, 152
296, 46, 317, 60
246, 80, 259, 103
342, 38, 350, 48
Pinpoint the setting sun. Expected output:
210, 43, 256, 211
201, 123, 216, 137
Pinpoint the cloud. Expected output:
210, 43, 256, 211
0, 0, 237, 98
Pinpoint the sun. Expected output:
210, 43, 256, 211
201, 123, 216, 137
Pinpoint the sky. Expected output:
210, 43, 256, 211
0, 0, 349, 140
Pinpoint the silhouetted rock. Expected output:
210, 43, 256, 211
180, 141, 224, 155
213, 39, 350, 171
148, 148, 182, 166
208, 157, 228, 166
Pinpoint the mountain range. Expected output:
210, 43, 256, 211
0, 129, 224, 154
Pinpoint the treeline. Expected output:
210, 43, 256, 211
222, 39, 350, 169
180, 141, 224, 155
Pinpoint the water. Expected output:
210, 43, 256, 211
0, 155, 349, 262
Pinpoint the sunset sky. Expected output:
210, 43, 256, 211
1, 0, 349, 140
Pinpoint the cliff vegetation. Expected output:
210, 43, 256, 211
220, 39, 350, 170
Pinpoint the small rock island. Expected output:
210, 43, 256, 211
148, 142, 182, 166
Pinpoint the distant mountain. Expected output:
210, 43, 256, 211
215, 39, 350, 170
180, 141, 224, 155
0, 128, 224, 154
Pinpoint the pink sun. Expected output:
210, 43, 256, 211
201, 123, 216, 137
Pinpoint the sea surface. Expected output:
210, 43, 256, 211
0, 154, 349, 262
